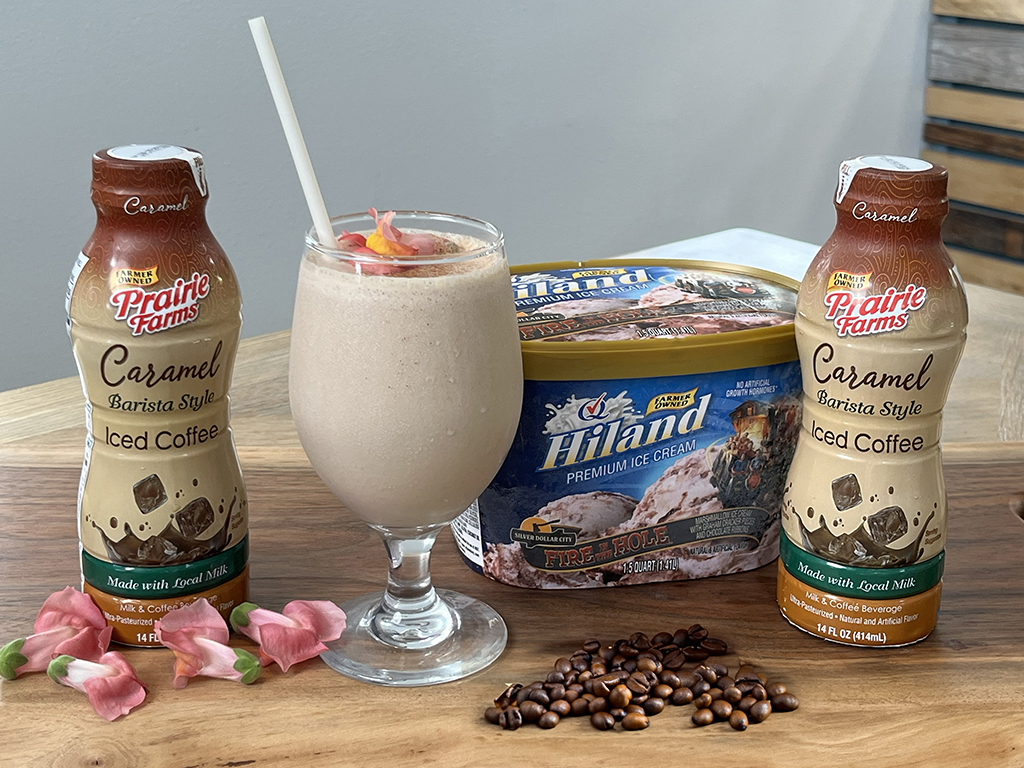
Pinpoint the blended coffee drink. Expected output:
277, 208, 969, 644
782, 157, 968, 569
67, 145, 248, 646
289, 219, 522, 528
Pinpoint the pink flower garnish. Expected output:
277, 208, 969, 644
47, 651, 146, 721
0, 587, 111, 680
154, 599, 260, 688
230, 600, 346, 672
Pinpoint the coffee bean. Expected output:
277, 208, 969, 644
662, 649, 686, 670
563, 689, 580, 704
687, 624, 709, 643
757, 674, 768, 686
771, 693, 800, 712
590, 711, 615, 731
496, 683, 522, 708
669, 687, 693, 706
660, 671, 681, 688
588, 696, 609, 714
484, 706, 503, 724
570, 697, 591, 717
550, 699, 572, 717
701, 637, 728, 655
622, 659, 638, 673
671, 629, 690, 646
577, 670, 593, 684
737, 695, 757, 713
694, 693, 713, 710
635, 657, 659, 673
717, 675, 736, 690
723, 686, 743, 704
515, 687, 532, 706
766, 682, 787, 698
750, 684, 767, 702
529, 689, 551, 707
749, 700, 772, 723
629, 632, 651, 651
708, 687, 724, 701
652, 684, 674, 700
610, 707, 627, 721
582, 639, 601, 653
589, 662, 607, 677
619, 643, 640, 659
568, 683, 584, 693
651, 631, 674, 647
598, 646, 616, 663
729, 710, 749, 731
638, 648, 663, 662
676, 672, 701, 690
736, 680, 756, 695
581, 692, 595, 702
621, 712, 649, 730
692, 708, 714, 726
499, 707, 523, 730
592, 680, 611, 698
625, 703, 645, 714
596, 670, 630, 686
692, 679, 711, 697
609, 684, 632, 709
695, 665, 717, 684
735, 665, 759, 682
546, 670, 566, 684
538, 711, 560, 729
683, 647, 710, 662
708, 661, 729, 678
710, 700, 733, 720
626, 675, 650, 695
571, 656, 590, 673
519, 700, 545, 723
546, 683, 566, 701
643, 697, 665, 716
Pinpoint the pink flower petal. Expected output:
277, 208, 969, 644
49, 651, 146, 722
256, 624, 328, 673
338, 230, 367, 247
281, 601, 347, 642
155, 599, 259, 687
14, 625, 111, 675
34, 587, 106, 633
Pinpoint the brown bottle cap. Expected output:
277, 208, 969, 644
91, 144, 208, 215
833, 155, 947, 220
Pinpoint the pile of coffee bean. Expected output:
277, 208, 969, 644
483, 626, 799, 732
686, 662, 798, 731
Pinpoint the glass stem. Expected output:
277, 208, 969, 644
368, 526, 454, 649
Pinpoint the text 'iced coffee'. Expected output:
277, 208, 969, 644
67, 145, 248, 646
778, 156, 968, 646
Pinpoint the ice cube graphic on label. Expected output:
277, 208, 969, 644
831, 473, 862, 512
133, 473, 167, 514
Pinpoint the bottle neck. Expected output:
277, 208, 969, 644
833, 203, 944, 242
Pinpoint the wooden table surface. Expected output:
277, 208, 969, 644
2, 281, 1024, 767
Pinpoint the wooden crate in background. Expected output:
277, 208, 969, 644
924, 0, 1024, 294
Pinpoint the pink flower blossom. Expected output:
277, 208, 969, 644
47, 651, 146, 721
230, 600, 346, 672
154, 599, 260, 688
0, 587, 111, 680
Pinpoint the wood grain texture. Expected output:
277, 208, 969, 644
924, 120, 1024, 161
921, 148, 1024, 215
948, 245, 1024, 295
925, 85, 1024, 132
942, 202, 1024, 259
933, 0, 1024, 25
0, 450, 1022, 767
928, 20, 1024, 93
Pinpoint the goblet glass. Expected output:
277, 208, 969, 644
289, 211, 523, 685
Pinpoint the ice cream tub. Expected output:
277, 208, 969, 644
452, 259, 802, 588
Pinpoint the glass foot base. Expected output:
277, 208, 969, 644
320, 588, 507, 686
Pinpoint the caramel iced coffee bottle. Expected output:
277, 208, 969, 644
782, 156, 968, 570
67, 145, 248, 646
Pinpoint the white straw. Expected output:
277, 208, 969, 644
248, 16, 336, 247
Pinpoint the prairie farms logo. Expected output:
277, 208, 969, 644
823, 283, 926, 338
110, 272, 210, 336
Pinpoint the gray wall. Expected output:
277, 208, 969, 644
0, 1, 930, 391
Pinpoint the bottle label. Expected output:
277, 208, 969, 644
823, 279, 927, 337
109, 271, 211, 336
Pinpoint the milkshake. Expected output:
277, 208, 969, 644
288, 210, 523, 685
290, 235, 522, 528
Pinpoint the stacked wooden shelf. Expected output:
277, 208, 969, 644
922, 0, 1024, 294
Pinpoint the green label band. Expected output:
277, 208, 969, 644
779, 533, 943, 600
82, 536, 248, 599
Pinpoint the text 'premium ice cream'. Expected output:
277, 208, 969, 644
67, 146, 248, 646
